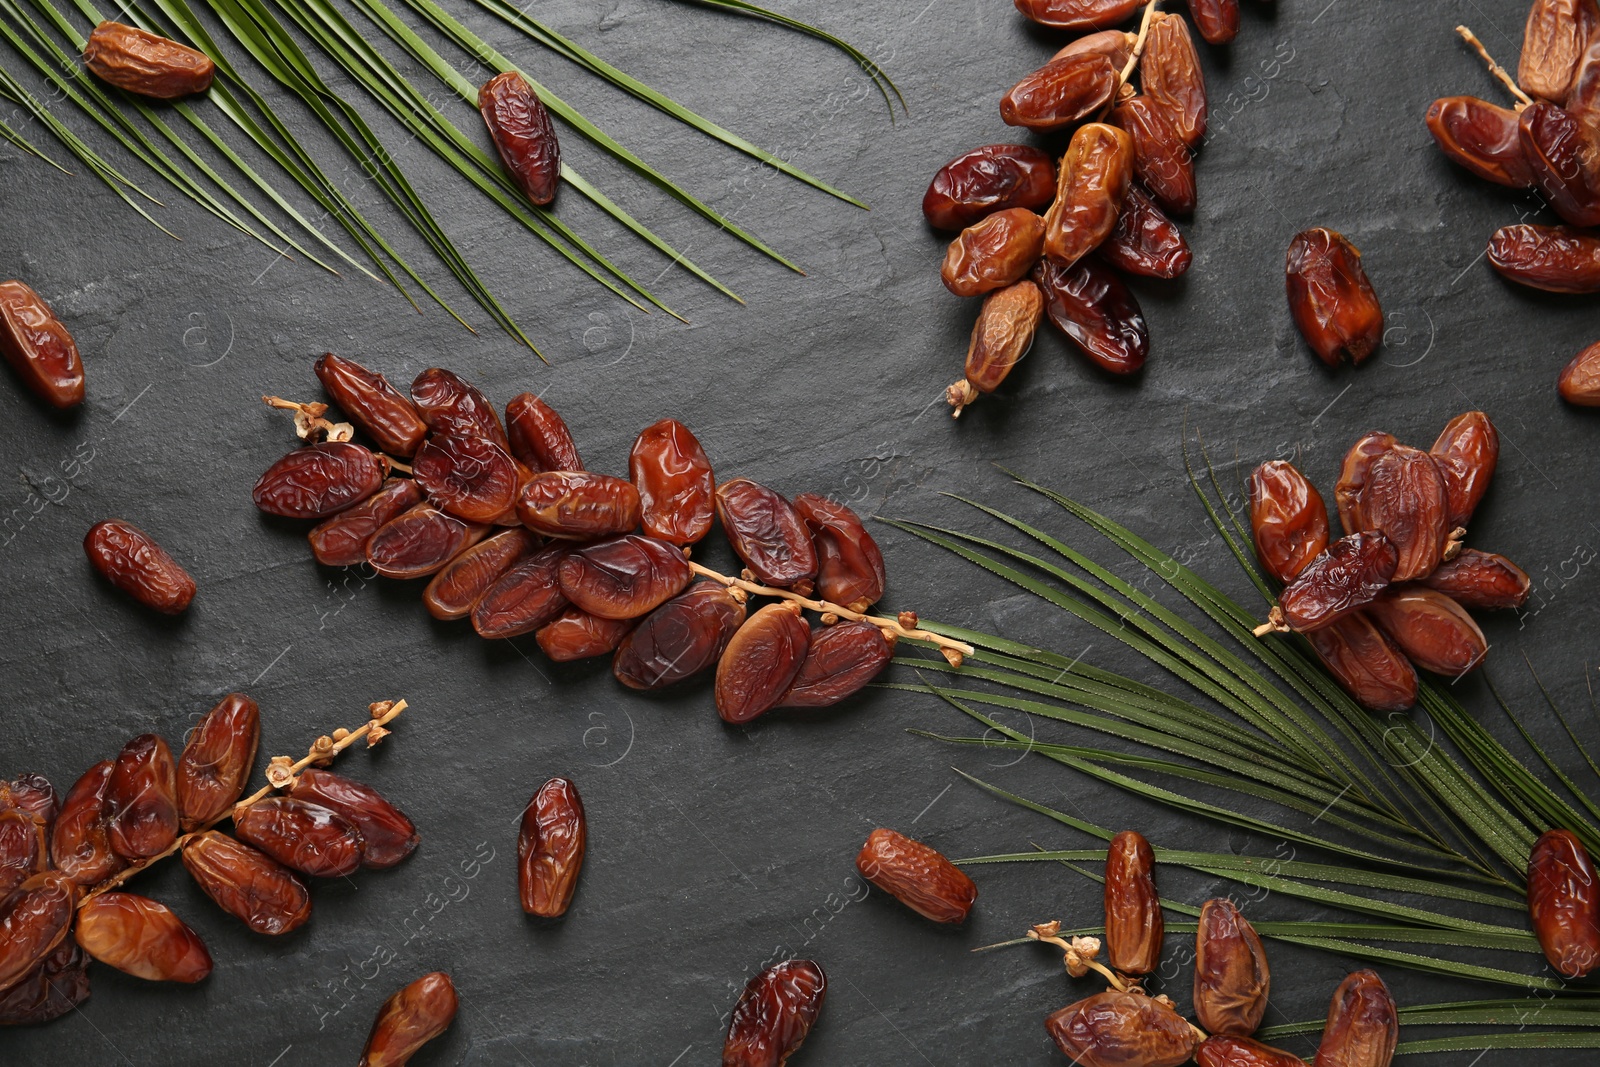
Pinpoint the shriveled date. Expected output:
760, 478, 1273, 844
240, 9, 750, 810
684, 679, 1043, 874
1193, 897, 1270, 1037
309, 479, 423, 568
288, 769, 418, 870
1517, 102, 1600, 228
723, 958, 827, 1067
716, 602, 810, 724
410, 368, 508, 449
1110, 97, 1196, 216
1285, 229, 1383, 366
1275, 533, 1398, 633
716, 478, 819, 592
1101, 187, 1191, 279
505, 392, 583, 472
1518, 0, 1599, 102
856, 827, 977, 924
0, 940, 89, 1025
0, 871, 77, 992
360, 971, 459, 1067
1034, 257, 1149, 375
1425, 97, 1534, 188
792, 494, 884, 612
923, 144, 1056, 230
558, 535, 691, 620
1366, 588, 1486, 678
50, 761, 125, 886
413, 433, 520, 523
0, 811, 45, 897
1014, 0, 1145, 29
536, 608, 635, 662
75, 892, 212, 983
1046, 991, 1203, 1067
0, 280, 83, 409
481, 71, 561, 205
1044, 123, 1133, 268
181, 831, 311, 935
630, 418, 715, 545
107, 733, 179, 860
1487, 223, 1600, 292
176, 692, 260, 831
519, 777, 585, 918
1334, 431, 1396, 535
1304, 613, 1418, 713
1142, 13, 1207, 147
253, 442, 383, 519
422, 527, 538, 621
1197, 1036, 1310, 1067
947, 280, 1044, 415
1418, 549, 1530, 610
314, 353, 426, 457
516, 471, 641, 539
233, 796, 364, 879
1429, 411, 1497, 530
83, 22, 214, 99
1104, 830, 1161, 976
1559, 340, 1600, 405
1527, 828, 1600, 978
471, 544, 569, 639
613, 581, 747, 689
1313, 970, 1397, 1067
84, 519, 196, 614
1356, 448, 1448, 581
366, 504, 486, 580
1249, 460, 1330, 584
941, 208, 1046, 297
1000, 52, 1119, 131
1189, 0, 1239, 45
777, 621, 893, 708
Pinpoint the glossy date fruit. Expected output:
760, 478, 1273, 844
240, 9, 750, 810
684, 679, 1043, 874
180, 831, 311, 936
1334, 431, 1396, 535
1417, 549, 1530, 610
308, 478, 423, 568
0, 280, 83, 408
855, 827, 976, 924
1033, 256, 1149, 375
84, 519, 196, 614
1104, 830, 1161, 976
253, 442, 384, 519
288, 769, 419, 870
516, 471, 641, 539
75, 892, 212, 983
716, 478, 819, 591
1425, 97, 1535, 188
519, 777, 585, 918
314, 353, 426, 457
716, 602, 810, 724
1276, 533, 1398, 633
1000, 52, 1120, 131
1142, 13, 1208, 147
0, 940, 89, 1025
923, 144, 1056, 231
413, 433, 520, 523
1528, 828, 1600, 978
176, 692, 260, 831
1101, 186, 1192, 279
0, 871, 77, 992
1044, 123, 1134, 267
723, 958, 827, 1067
1046, 990, 1203, 1067
366, 504, 487, 580
471, 544, 569, 638
1429, 411, 1497, 529
505, 392, 583, 472
1518, 102, 1600, 227
1357, 448, 1448, 581
1110, 97, 1196, 216
1189, 0, 1239, 44
423, 527, 538, 620
360, 971, 459, 1067
233, 796, 364, 879
613, 581, 747, 689
1559, 340, 1600, 404
1249, 460, 1330, 584
1053, 29, 1137, 67
50, 761, 125, 886
0, 811, 46, 897
941, 207, 1047, 297
1, 776, 56, 828
536, 608, 635, 662
83, 22, 214, 98
630, 419, 715, 545
776, 621, 893, 708
792, 494, 885, 612
1487, 223, 1600, 292
1304, 612, 1418, 713
107, 733, 179, 860
1197, 1036, 1309, 1067
480, 70, 561, 205
1285, 229, 1383, 366
410, 368, 508, 449
1194, 897, 1270, 1036
558, 535, 691, 620
1014, 0, 1145, 29
1365, 588, 1486, 677
1313, 970, 1397, 1067
1518, 0, 1598, 102
947, 279, 1045, 414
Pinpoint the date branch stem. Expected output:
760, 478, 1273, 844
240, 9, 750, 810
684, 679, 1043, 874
1120, 0, 1163, 87
1455, 26, 1533, 109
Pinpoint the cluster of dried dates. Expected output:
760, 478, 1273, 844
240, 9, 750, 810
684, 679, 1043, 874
0, 695, 416, 1025
1248, 412, 1530, 711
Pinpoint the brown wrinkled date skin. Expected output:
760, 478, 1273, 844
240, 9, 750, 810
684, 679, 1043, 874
776, 621, 893, 708
518, 777, 585, 918
558, 535, 692, 620
923, 144, 1056, 230
516, 471, 640, 539
1527, 828, 1600, 978
613, 581, 747, 689
107, 734, 179, 860
716, 602, 810, 724
1334, 431, 1396, 535
792, 494, 885, 612
1285, 229, 1384, 366
410, 368, 509, 449
313, 353, 426, 457
1198, 1036, 1310, 1067
1104, 830, 1161, 976
1357, 449, 1448, 581
1487, 223, 1600, 292
1014, 0, 1144, 30
1365, 588, 1486, 677
1418, 549, 1531, 610
1425, 97, 1535, 188
1142, 13, 1207, 147
630, 419, 715, 545
1313, 970, 1397, 1067
0, 939, 89, 1025
1046, 991, 1203, 1067
716, 478, 819, 591
288, 769, 419, 870
83, 519, 196, 614
0, 871, 77, 992
949, 280, 1045, 411
1194, 898, 1270, 1036
1429, 411, 1497, 530
1110, 97, 1196, 216
480, 71, 561, 205
83, 22, 214, 99
1045, 124, 1134, 267
1053, 29, 1137, 67
472, 544, 569, 639
941, 207, 1047, 297
1559, 340, 1600, 404
360, 971, 459, 1067
0, 811, 46, 897
75, 892, 212, 983
1000, 52, 1119, 131
176, 692, 259, 831
1519, 0, 1599, 101
723, 958, 827, 1067
1305, 613, 1419, 713
233, 796, 365, 879
855, 828, 977, 924
1277, 533, 1398, 633
1033, 257, 1149, 374
536, 608, 635, 662
1518, 103, 1600, 228
309, 479, 424, 568
1, 776, 56, 827
254, 442, 384, 519
1189, 0, 1240, 44
423, 527, 538, 620
181, 831, 310, 935
0, 280, 83, 408
505, 392, 583, 472
50, 761, 125, 886
1249, 461, 1330, 584
366, 504, 486, 580
1102, 186, 1191, 279
414, 433, 520, 523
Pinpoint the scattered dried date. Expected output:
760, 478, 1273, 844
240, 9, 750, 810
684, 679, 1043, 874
1425, 97, 1535, 188
715, 601, 810, 724
413, 433, 520, 524
1101, 186, 1191, 279
422, 527, 539, 621
1103, 830, 1161, 976
1110, 96, 1196, 216
83, 22, 215, 99
536, 608, 636, 662
942, 207, 1047, 296
792, 494, 885, 612
723, 958, 827, 1067
1417, 549, 1531, 610
1285, 228, 1384, 367
1197, 1036, 1309, 1067
923, 144, 1057, 230
1313, 969, 1397, 1067
1519, 0, 1598, 103
1357, 449, 1448, 581
176, 693, 260, 832
1365, 587, 1487, 678
0, 940, 89, 1025
1142, 13, 1208, 148
1046, 990, 1203, 1067
518, 777, 585, 918
1527, 828, 1600, 978
180, 831, 311, 936
1303, 613, 1419, 714
630, 419, 715, 545
360, 971, 459, 1067
1033, 256, 1149, 375
1559, 340, 1600, 404
50, 761, 125, 887
471, 543, 569, 639
505, 392, 583, 472
83, 519, 196, 614
1428, 411, 1498, 530
1334, 431, 1397, 536
1517, 102, 1600, 227
0, 871, 77, 992
1274, 533, 1398, 633
253, 442, 384, 519
366, 503, 487, 580
856, 827, 977, 924
1193, 897, 1270, 1037
410, 368, 509, 449
107, 734, 179, 861
0, 280, 83, 409
314, 353, 427, 457
75, 892, 213, 983
480, 70, 561, 205
1014, 0, 1145, 30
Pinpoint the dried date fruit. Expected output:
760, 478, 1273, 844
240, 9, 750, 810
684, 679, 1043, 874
1015, 0, 1145, 30
1189, 0, 1240, 44
480, 70, 561, 205
558, 534, 692, 620
1417, 549, 1530, 610
716, 478, 819, 591
1000, 52, 1120, 131
1046, 990, 1203, 1067
1101, 186, 1192, 279
253, 442, 384, 519
233, 796, 364, 879
1357, 449, 1448, 581
1044, 123, 1134, 267
0, 812, 46, 896
409, 368, 508, 449
0, 280, 83, 409
1197, 1036, 1309, 1067
1285, 229, 1384, 367
1365, 587, 1487, 677
176, 692, 260, 832
1527, 828, 1600, 978
1304, 613, 1419, 713
423, 527, 538, 620
792, 494, 885, 612
471, 544, 569, 638
1110, 97, 1196, 216
1313, 970, 1397, 1067
1275, 532, 1398, 633
723, 958, 827, 1067
1425, 97, 1535, 188
0, 871, 77, 992
630, 419, 715, 545
1194, 897, 1270, 1036
107, 733, 179, 861
180, 831, 311, 936
518, 777, 585, 918
1559, 340, 1600, 404
75, 892, 212, 983
947, 280, 1045, 415
1570, 37, 1600, 135
1429, 411, 1498, 530
1033, 256, 1149, 375
83, 519, 196, 614
1104, 830, 1161, 976
613, 581, 747, 689
0, 940, 89, 1025
83, 21, 214, 98
1518, 102, 1600, 227
1334, 431, 1396, 535
536, 608, 636, 662
1518, 0, 1598, 101
0, 776, 56, 828
1487, 223, 1600, 292
360, 971, 459, 1067
314, 353, 427, 457
776, 621, 893, 708
1142, 13, 1208, 147
941, 207, 1047, 297
923, 144, 1056, 230
1249, 460, 1330, 584
288, 769, 419, 870
716, 602, 811, 724
505, 392, 583, 472
516, 471, 641, 539
308, 478, 424, 568
1052, 29, 1138, 68
50, 761, 125, 886
413, 433, 520, 523
856, 827, 976, 924
366, 504, 487, 580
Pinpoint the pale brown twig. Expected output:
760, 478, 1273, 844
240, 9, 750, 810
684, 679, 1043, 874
1456, 25, 1534, 109
262, 395, 354, 443
1120, 0, 1163, 86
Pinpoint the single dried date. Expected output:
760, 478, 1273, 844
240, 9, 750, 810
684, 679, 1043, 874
0, 280, 83, 409
0, 811, 46, 897
1304, 613, 1419, 713
308, 479, 424, 568
1101, 186, 1191, 279
0, 871, 77, 993
613, 581, 747, 689
856, 827, 976, 924
516, 471, 641, 540
1142, 13, 1208, 147
1518, 102, 1600, 227
423, 527, 539, 621
505, 392, 583, 472
471, 544, 569, 639
313, 353, 426, 457
366, 504, 487, 580
288, 769, 419, 870
413, 433, 520, 523
410, 368, 508, 449
1417, 549, 1530, 610
716, 478, 819, 592
50, 761, 125, 886
0, 940, 89, 1025
1046, 990, 1202, 1067
1053, 29, 1137, 69
180, 831, 311, 936
558, 534, 691, 620
1559, 340, 1600, 404
1044, 123, 1134, 268
715, 601, 810, 724
630, 419, 715, 545
1197, 1036, 1309, 1067
792, 494, 885, 612
83, 22, 214, 99
0, 776, 56, 828
1000, 52, 1120, 131
83, 519, 196, 614
723, 958, 827, 1067
1313, 970, 1397, 1067
253, 442, 384, 519
1189, 0, 1240, 44
923, 144, 1056, 230
233, 796, 364, 879
360, 972, 459, 1067
776, 621, 893, 708
1014, 0, 1144, 30
1285, 229, 1384, 367
1111, 97, 1196, 216
941, 207, 1047, 297
947, 280, 1045, 415
1528, 828, 1600, 978
1249, 460, 1330, 585
1519, 0, 1599, 102
1104, 830, 1162, 976
1429, 411, 1497, 530
1033, 256, 1149, 375
75, 892, 212, 983
1194, 897, 1270, 1037
1275, 533, 1398, 633
107, 733, 179, 861
1487, 223, 1600, 292
519, 777, 585, 918
536, 608, 636, 662
1365, 588, 1487, 678
1425, 97, 1535, 188
480, 70, 561, 205
176, 692, 260, 831
1334, 431, 1396, 535
1357, 448, 1448, 581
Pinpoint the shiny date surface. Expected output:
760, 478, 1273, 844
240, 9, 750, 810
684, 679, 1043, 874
518, 777, 585, 918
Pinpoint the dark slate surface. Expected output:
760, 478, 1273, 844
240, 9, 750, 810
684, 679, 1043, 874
2, 0, 1598, 1063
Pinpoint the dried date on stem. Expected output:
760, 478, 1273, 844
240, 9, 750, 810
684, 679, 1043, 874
0, 280, 83, 408
1249, 460, 1330, 585
75, 892, 212, 983
947, 279, 1045, 416
1033, 257, 1149, 375
558, 535, 691, 620
1104, 830, 1161, 976
84, 520, 196, 614
723, 959, 827, 1067
1365, 587, 1487, 678
941, 207, 1046, 297
516, 471, 641, 540
0, 871, 77, 991
1142, 13, 1208, 147
1000, 52, 1119, 131
1286, 229, 1384, 367
313, 353, 426, 457
1189, 0, 1240, 44
1101, 186, 1192, 279
1417, 549, 1530, 610
1313, 970, 1397, 1067
366, 504, 487, 581
613, 581, 747, 689
480, 70, 561, 205
1194, 898, 1270, 1036
1334, 431, 1396, 535
176, 693, 260, 831
423, 527, 538, 621
410, 368, 508, 449
1518, 103, 1600, 227
83, 22, 214, 98
1429, 411, 1498, 530
536, 608, 635, 662
1559, 340, 1600, 404
1518, 0, 1599, 102
0, 940, 89, 1025
630, 419, 715, 545
181, 831, 311, 936
107, 734, 179, 860
792, 494, 885, 612
856, 828, 977, 924
777, 621, 893, 708
1304, 613, 1418, 713
233, 796, 364, 879
309, 479, 423, 568
413, 433, 520, 524
519, 777, 585, 918
1271, 532, 1398, 634
1487, 223, 1600, 292
1425, 97, 1535, 188
50, 762, 124, 886
1110, 97, 1197, 217
1053, 29, 1137, 68
472, 544, 569, 639
505, 392, 583, 472
0, 812, 46, 896
288, 769, 418, 870
1198, 1036, 1309, 1067
253, 442, 384, 519
1014, 0, 1143, 29
360, 972, 459, 1067
1046, 991, 1203, 1067
716, 478, 819, 592
1, 776, 56, 827
1357, 449, 1449, 581
1528, 829, 1600, 978
1044, 123, 1134, 268
923, 145, 1056, 230
716, 601, 810, 724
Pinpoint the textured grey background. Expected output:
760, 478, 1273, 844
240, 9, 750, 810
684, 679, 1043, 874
2, 0, 1598, 1063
